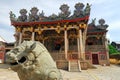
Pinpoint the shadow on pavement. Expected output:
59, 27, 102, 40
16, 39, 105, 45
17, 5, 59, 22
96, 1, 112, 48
114, 64, 120, 67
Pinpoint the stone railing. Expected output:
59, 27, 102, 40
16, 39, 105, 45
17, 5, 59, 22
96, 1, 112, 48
50, 51, 78, 60
50, 52, 66, 60
67, 53, 78, 60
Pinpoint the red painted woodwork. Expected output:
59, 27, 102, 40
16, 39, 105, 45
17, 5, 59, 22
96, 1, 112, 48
11, 16, 89, 26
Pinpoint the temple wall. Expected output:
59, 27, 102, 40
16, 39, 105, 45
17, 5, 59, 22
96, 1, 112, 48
85, 45, 109, 66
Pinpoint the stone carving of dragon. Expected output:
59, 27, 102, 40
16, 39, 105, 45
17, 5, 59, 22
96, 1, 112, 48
6, 41, 63, 80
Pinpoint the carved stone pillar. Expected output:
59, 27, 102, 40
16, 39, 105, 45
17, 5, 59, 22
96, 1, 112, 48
79, 29, 84, 59
77, 38, 80, 59
64, 30, 68, 59
32, 32, 35, 41
104, 34, 110, 65
19, 32, 22, 45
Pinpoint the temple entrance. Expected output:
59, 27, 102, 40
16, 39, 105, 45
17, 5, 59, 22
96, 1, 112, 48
92, 54, 99, 64
44, 37, 64, 53
42, 30, 64, 53
68, 29, 78, 60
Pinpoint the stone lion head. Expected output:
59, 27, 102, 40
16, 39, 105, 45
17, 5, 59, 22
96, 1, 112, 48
6, 41, 36, 70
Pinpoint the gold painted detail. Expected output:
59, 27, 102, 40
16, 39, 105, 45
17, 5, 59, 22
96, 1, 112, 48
79, 23, 87, 29
35, 27, 43, 35
50, 26, 54, 29
56, 25, 60, 33
16, 27, 21, 32
64, 25, 67, 30
23, 27, 33, 32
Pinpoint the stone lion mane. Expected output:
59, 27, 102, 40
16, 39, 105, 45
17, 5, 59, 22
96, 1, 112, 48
6, 41, 63, 80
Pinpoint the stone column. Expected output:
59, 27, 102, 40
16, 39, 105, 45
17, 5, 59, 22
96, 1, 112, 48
79, 29, 84, 59
64, 29, 68, 59
104, 34, 110, 65
32, 32, 35, 41
19, 32, 22, 45
77, 38, 80, 59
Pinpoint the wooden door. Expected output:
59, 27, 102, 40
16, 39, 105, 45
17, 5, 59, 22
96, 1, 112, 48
92, 54, 99, 64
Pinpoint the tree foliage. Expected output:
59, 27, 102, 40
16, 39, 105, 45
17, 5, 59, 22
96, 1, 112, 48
108, 44, 119, 54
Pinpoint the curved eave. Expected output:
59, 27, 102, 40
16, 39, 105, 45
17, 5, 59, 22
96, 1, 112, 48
11, 16, 89, 27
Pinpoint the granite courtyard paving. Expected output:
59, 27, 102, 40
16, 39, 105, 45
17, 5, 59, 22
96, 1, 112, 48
0, 64, 120, 80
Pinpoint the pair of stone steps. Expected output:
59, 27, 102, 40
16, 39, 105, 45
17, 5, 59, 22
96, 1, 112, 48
68, 60, 81, 72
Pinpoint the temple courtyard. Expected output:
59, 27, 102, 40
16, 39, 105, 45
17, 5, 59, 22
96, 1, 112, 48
0, 64, 120, 80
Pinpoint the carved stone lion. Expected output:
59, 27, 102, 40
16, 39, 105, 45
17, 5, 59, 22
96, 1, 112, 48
6, 41, 63, 80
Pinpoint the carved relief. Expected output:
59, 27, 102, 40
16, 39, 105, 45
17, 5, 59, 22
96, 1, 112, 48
9, 11, 16, 21
18, 9, 27, 22
97, 19, 108, 30
84, 3, 91, 15
73, 2, 85, 17
49, 13, 58, 20
59, 4, 71, 19
29, 7, 39, 21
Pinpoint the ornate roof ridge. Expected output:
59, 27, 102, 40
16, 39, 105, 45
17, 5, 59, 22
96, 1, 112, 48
88, 18, 109, 30
9, 2, 91, 23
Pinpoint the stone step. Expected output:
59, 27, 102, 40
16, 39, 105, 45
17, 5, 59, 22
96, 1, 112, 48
68, 60, 81, 72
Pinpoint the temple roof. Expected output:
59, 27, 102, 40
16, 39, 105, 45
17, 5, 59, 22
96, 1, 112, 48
9, 2, 91, 26
11, 16, 89, 26
87, 18, 109, 34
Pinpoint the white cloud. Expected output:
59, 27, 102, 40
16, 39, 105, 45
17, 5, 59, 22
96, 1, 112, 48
0, 28, 15, 43
108, 20, 120, 30
107, 20, 120, 41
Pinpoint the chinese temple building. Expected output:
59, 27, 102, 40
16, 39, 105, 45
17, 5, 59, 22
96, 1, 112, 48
9, 2, 109, 71
86, 18, 109, 66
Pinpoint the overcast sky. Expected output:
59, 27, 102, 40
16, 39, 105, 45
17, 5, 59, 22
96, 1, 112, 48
0, 0, 120, 42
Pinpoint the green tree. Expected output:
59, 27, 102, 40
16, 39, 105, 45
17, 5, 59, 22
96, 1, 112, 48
108, 45, 119, 54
